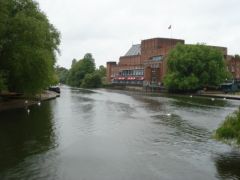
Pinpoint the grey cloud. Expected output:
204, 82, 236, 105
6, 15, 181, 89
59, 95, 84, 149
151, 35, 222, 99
38, 0, 240, 68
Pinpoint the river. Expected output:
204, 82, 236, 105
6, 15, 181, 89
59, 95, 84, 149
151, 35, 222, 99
0, 86, 240, 180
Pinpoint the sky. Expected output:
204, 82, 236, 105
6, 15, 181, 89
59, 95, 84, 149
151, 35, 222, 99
37, 0, 240, 69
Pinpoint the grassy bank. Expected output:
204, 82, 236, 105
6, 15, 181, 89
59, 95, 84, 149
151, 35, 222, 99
215, 107, 240, 145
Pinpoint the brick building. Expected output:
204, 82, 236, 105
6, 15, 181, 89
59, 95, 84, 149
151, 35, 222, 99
107, 37, 233, 87
226, 55, 240, 79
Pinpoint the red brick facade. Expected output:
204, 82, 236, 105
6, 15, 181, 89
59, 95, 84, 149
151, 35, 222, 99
119, 55, 141, 66
141, 38, 184, 62
141, 38, 184, 85
226, 56, 240, 79
106, 37, 234, 87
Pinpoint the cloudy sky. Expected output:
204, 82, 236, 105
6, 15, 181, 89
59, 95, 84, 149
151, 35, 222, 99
37, 0, 240, 69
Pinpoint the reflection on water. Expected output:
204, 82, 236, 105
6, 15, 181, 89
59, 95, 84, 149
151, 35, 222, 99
171, 95, 230, 108
0, 87, 240, 180
0, 103, 58, 179
214, 151, 240, 180
151, 113, 211, 142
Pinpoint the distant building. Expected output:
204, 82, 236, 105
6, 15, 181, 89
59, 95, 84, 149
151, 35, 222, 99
226, 55, 240, 79
106, 37, 235, 87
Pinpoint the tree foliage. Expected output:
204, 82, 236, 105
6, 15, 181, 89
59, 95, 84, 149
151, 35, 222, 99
71, 59, 77, 68
0, 72, 6, 92
67, 53, 95, 87
96, 65, 106, 77
66, 53, 106, 88
164, 44, 229, 92
81, 72, 102, 88
0, 0, 60, 94
234, 54, 240, 59
56, 66, 69, 84
84, 53, 94, 63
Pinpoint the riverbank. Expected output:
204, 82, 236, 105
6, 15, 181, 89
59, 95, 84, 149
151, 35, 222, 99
0, 90, 59, 112
105, 85, 240, 100
197, 91, 240, 100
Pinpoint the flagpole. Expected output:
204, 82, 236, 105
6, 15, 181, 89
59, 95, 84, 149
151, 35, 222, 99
168, 25, 172, 48
171, 26, 172, 48
168, 25, 172, 38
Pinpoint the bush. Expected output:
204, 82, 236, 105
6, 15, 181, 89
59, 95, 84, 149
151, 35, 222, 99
215, 107, 240, 144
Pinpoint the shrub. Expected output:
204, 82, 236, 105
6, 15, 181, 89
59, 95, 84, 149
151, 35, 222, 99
215, 107, 240, 144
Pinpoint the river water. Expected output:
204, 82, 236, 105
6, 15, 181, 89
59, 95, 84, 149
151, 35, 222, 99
1, 86, 240, 180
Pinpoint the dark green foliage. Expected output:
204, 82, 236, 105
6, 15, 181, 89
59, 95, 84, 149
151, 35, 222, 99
96, 65, 106, 77
164, 44, 229, 92
81, 72, 102, 88
71, 59, 77, 68
234, 54, 240, 59
55, 66, 69, 84
66, 54, 106, 88
84, 53, 94, 63
0, 0, 60, 94
0, 72, 6, 91
97, 65, 107, 85
215, 107, 240, 144
0, 0, 8, 49
67, 53, 95, 87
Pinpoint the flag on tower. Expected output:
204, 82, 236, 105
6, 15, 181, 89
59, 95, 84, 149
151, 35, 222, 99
168, 25, 172, 29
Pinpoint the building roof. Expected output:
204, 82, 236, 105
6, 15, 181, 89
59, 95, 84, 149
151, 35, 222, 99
142, 37, 185, 42
125, 44, 141, 56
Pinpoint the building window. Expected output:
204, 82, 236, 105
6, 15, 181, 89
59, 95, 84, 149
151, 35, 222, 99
152, 56, 163, 61
130, 69, 144, 76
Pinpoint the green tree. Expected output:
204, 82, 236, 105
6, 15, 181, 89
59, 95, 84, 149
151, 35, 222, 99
84, 53, 95, 63
0, 0, 60, 94
0, 0, 9, 51
164, 44, 229, 92
55, 66, 69, 84
67, 54, 95, 87
95, 65, 106, 85
71, 59, 77, 68
96, 65, 106, 77
81, 72, 102, 88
